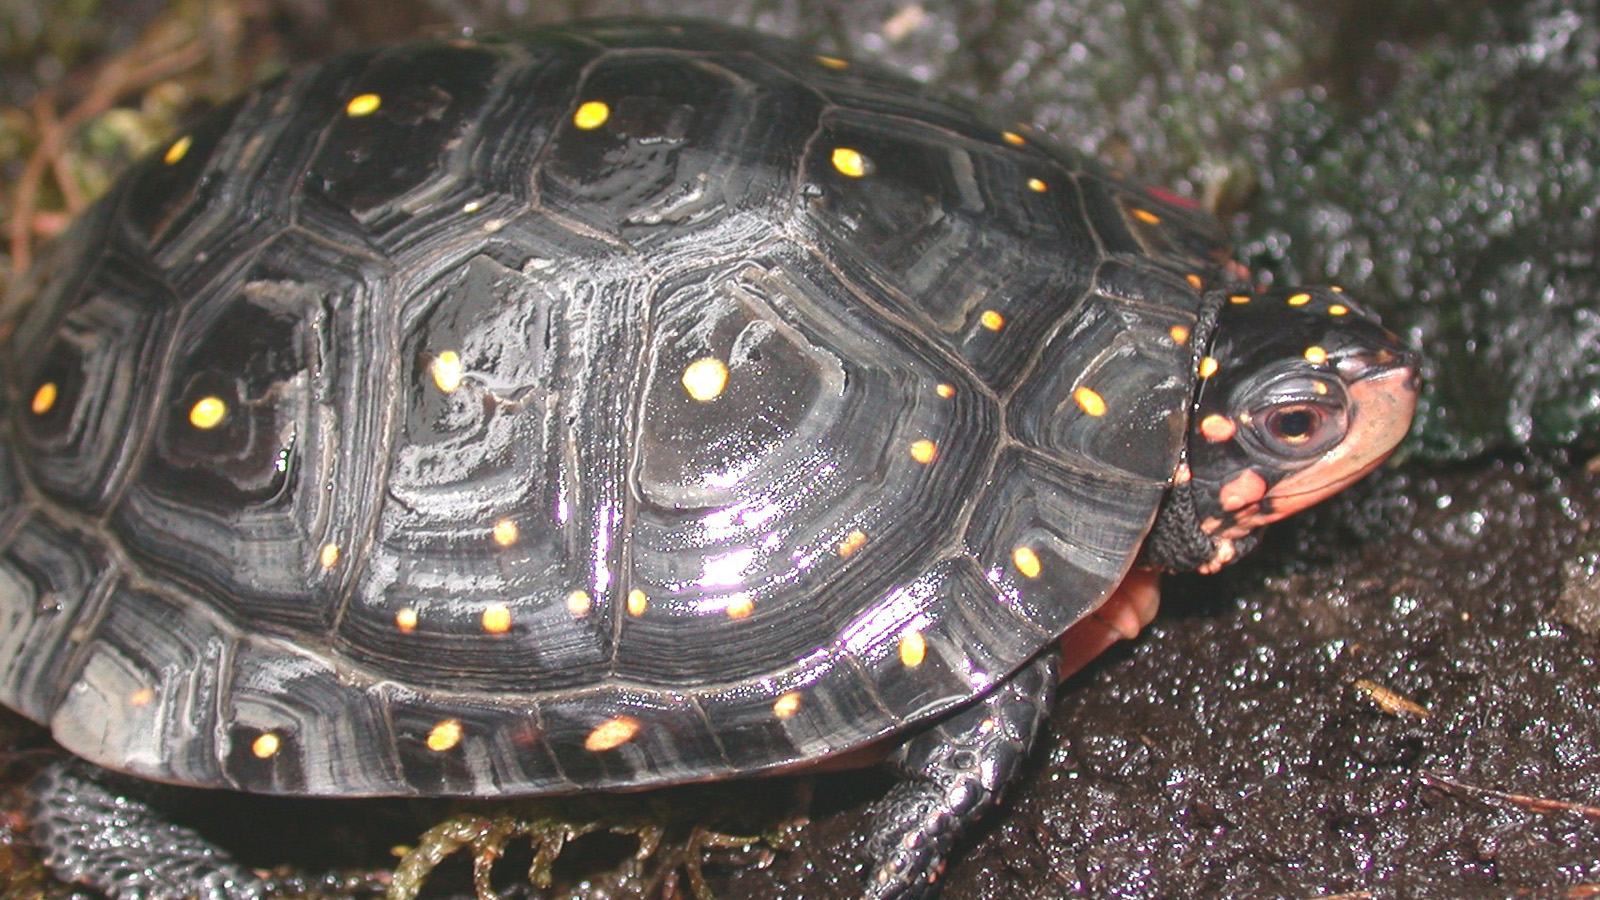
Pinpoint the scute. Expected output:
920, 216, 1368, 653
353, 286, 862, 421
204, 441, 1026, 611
0, 22, 1242, 796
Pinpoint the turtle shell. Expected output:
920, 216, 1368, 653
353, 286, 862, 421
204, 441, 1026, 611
0, 21, 1238, 796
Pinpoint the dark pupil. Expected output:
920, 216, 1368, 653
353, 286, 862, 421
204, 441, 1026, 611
1276, 409, 1315, 438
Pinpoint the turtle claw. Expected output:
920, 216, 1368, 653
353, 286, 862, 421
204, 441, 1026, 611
862, 652, 1056, 899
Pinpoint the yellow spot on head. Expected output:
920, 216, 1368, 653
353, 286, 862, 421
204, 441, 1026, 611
682, 357, 730, 401
585, 716, 640, 752
909, 440, 938, 465
898, 631, 927, 667
1012, 546, 1042, 579
1198, 357, 1219, 379
1230, 294, 1252, 304
164, 135, 192, 165
1287, 292, 1312, 306
345, 93, 381, 117
980, 310, 1005, 331
1185, 273, 1203, 290
1002, 131, 1027, 146
30, 382, 57, 415
567, 590, 592, 617
935, 382, 956, 399
481, 604, 512, 634
832, 147, 870, 178
773, 691, 802, 719
1313, 382, 1329, 395
251, 732, 281, 759
1200, 414, 1237, 442
492, 518, 519, 546
573, 100, 610, 130
1074, 386, 1107, 417
1169, 325, 1190, 345
1026, 177, 1048, 192
1133, 208, 1162, 225
395, 607, 419, 632
431, 350, 464, 393
816, 55, 850, 69
627, 589, 648, 617
319, 543, 340, 569
189, 396, 227, 429
1304, 346, 1328, 364
426, 719, 463, 752
837, 529, 868, 558
1328, 304, 1349, 316
725, 595, 754, 619
129, 687, 155, 708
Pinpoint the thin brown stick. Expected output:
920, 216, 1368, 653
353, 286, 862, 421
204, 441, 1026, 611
1421, 770, 1600, 820
9, 32, 207, 274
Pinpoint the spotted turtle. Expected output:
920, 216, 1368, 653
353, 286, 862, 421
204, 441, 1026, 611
0, 20, 1420, 900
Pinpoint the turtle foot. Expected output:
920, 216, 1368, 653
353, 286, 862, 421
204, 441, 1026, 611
862, 652, 1056, 899
30, 759, 265, 900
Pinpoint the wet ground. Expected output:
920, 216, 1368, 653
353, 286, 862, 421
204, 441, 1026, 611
1, 1, 1598, 899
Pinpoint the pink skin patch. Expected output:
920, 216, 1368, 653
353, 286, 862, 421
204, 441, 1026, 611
1057, 568, 1162, 680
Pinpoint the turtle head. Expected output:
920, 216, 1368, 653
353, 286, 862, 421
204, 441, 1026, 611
1145, 287, 1421, 574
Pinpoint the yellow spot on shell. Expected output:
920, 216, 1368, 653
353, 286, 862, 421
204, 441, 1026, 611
129, 687, 155, 707
573, 100, 610, 129
935, 383, 955, 398
189, 397, 227, 430
832, 147, 870, 177
1230, 294, 1252, 304
251, 732, 281, 759
1185, 273, 1203, 290
395, 607, 419, 633
1198, 357, 1219, 379
816, 55, 850, 69
1002, 131, 1027, 146
1169, 325, 1191, 345
585, 716, 640, 752
1012, 546, 1042, 579
1287, 292, 1312, 306
567, 590, 592, 617
898, 631, 927, 667
1026, 177, 1048, 192
461, 200, 482, 213
980, 310, 1005, 331
345, 93, 381, 117
837, 529, 868, 557
481, 604, 512, 634
627, 589, 648, 617
492, 519, 519, 546
1328, 304, 1349, 316
319, 543, 340, 569
1074, 386, 1107, 417
30, 382, 57, 415
164, 135, 192, 165
426, 719, 463, 752
909, 440, 938, 465
1133, 208, 1162, 225
431, 350, 464, 393
1304, 346, 1328, 364
773, 691, 802, 719
682, 357, 730, 401
725, 595, 754, 619
1330, 285, 1345, 293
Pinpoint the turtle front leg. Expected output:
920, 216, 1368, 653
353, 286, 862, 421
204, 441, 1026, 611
30, 759, 266, 900
863, 652, 1056, 900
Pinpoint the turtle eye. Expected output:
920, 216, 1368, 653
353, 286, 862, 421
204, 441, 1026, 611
1255, 401, 1345, 458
